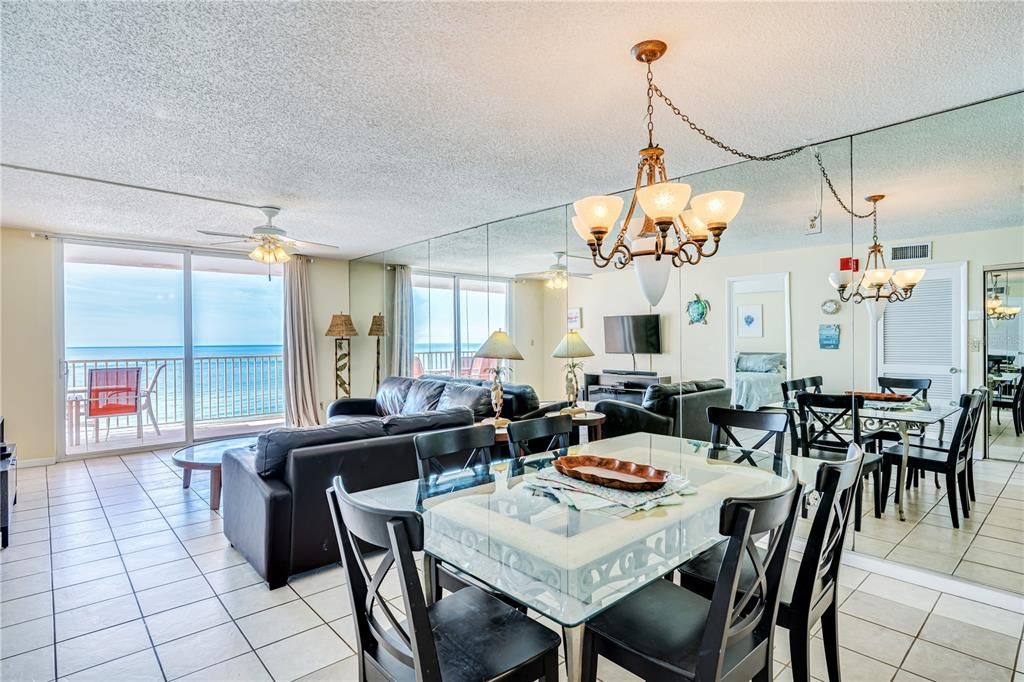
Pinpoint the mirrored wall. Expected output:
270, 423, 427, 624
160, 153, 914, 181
351, 93, 1024, 594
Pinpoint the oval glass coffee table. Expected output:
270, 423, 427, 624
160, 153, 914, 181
172, 435, 257, 510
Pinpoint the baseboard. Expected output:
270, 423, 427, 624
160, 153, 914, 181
14, 457, 57, 468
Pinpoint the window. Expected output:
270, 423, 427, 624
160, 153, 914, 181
411, 272, 509, 377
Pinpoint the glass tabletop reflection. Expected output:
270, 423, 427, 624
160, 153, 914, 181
350, 432, 802, 627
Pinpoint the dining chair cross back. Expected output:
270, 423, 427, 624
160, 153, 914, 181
780, 378, 807, 402
506, 414, 572, 459
878, 376, 931, 399
413, 424, 494, 481
992, 367, 1024, 436
708, 406, 789, 465
881, 392, 984, 529
679, 445, 865, 682
803, 376, 824, 394
797, 393, 882, 530
327, 478, 560, 682
579, 478, 803, 682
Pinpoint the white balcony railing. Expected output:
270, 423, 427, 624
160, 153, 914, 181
66, 355, 284, 430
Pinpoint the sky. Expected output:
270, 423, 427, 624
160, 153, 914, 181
411, 286, 507, 350
64, 263, 283, 348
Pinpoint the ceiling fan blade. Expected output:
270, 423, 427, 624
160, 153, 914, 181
198, 229, 253, 239
514, 271, 555, 279
207, 239, 251, 246
567, 272, 592, 279
286, 238, 339, 250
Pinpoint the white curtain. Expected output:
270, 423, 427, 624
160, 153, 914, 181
283, 257, 322, 427
391, 265, 414, 378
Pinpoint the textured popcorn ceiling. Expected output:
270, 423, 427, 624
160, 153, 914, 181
2, 1, 1023, 261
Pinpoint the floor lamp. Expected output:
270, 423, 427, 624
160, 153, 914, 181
368, 313, 386, 394
325, 313, 358, 399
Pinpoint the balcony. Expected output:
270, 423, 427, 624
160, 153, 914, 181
65, 353, 284, 455
413, 350, 496, 378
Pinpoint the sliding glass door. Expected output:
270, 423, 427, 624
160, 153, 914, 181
61, 242, 284, 457
411, 271, 509, 377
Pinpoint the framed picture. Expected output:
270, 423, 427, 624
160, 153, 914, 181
567, 307, 582, 330
736, 304, 763, 337
819, 324, 840, 350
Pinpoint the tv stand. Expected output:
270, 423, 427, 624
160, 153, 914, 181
583, 371, 671, 406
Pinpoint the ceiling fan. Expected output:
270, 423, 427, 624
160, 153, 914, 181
514, 252, 592, 289
197, 206, 339, 265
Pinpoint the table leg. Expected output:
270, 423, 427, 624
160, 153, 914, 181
182, 468, 192, 489
563, 624, 584, 682
422, 554, 438, 606
592, 423, 603, 442
210, 467, 221, 511
897, 422, 909, 522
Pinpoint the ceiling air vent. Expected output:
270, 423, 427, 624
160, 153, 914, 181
890, 242, 931, 263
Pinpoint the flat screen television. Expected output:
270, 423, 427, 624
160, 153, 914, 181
603, 314, 662, 354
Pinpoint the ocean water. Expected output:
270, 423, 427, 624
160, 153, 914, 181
65, 345, 284, 422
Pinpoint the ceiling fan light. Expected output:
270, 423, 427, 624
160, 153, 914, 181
573, 196, 624, 232
272, 245, 291, 263
891, 268, 925, 290
249, 245, 269, 264
690, 190, 744, 227
636, 182, 692, 223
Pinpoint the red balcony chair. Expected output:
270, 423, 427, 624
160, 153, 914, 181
85, 364, 166, 442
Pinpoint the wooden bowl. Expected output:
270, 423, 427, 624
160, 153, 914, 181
553, 455, 670, 492
845, 391, 913, 403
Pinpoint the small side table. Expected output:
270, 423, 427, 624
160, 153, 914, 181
546, 411, 607, 443
172, 435, 257, 511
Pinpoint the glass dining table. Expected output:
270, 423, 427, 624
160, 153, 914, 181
349, 432, 824, 682
767, 398, 961, 521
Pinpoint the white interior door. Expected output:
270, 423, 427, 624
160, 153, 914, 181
878, 262, 968, 418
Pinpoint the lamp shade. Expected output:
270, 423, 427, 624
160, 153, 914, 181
325, 313, 358, 337
863, 268, 893, 288
368, 313, 386, 336
573, 196, 624, 231
571, 215, 594, 242
690, 191, 744, 227
828, 271, 853, 290
678, 209, 709, 239
552, 331, 595, 359
636, 182, 692, 223
474, 330, 523, 360
633, 237, 672, 307
891, 269, 925, 290
623, 214, 647, 241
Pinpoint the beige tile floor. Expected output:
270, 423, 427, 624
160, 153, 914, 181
2, 448, 1023, 682
832, 425, 1024, 595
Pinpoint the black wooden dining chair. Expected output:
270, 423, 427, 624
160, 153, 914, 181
804, 376, 824, 394
579, 478, 803, 682
780, 378, 808, 455
327, 478, 560, 682
796, 393, 882, 530
992, 367, 1024, 436
881, 392, 984, 529
679, 445, 865, 682
708, 406, 789, 465
507, 414, 572, 459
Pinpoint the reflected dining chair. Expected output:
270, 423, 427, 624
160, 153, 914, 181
327, 477, 560, 682
679, 446, 865, 682
881, 392, 984, 529
506, 414, 572, 459
780, 378, 808, 455
992, 367, 1024, 436
796, 393, 881, 530
579, 478, 803, 682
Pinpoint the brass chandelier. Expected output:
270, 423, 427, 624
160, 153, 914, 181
572, 39, 925, 307
827, 195, 925, 303
987, 273, 1021, 321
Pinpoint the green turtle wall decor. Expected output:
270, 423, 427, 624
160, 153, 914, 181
686, 294, 710, 325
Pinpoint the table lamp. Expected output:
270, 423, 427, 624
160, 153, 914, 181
474, 329, 523, 426
325, 313, 358, 398
552, 331, 595, 415
367, 313, 386, 394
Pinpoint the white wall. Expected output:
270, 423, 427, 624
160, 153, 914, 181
559, 226, 1023, 394
306, 257, 352, 413
348, 260, 388, 398
734, 291, 787, 355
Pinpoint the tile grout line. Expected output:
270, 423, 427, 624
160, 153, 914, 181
45, 466, 58, 682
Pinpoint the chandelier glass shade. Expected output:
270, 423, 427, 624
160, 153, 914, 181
827, 195, 925, 304
986, 274, 1021, 320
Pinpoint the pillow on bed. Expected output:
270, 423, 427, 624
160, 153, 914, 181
736, 353, 786, 373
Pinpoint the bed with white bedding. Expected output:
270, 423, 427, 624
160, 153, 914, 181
732, 352, 787, 411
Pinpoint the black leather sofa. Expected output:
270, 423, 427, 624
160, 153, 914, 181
222, 406, 475, 588
327, 374, 549, 423
596, 380, 732, 441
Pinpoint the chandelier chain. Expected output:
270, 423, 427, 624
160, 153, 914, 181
646, 64, 655, 148
649, 79, 804, 162
813, 150, 877, 219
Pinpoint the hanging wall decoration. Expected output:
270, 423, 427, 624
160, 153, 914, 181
686, 294, 710, 325
818, 324, 841, 350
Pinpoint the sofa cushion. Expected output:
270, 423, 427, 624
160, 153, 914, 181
376, 376, 413, 416
381, 407, 475, 436
437, 382, 494, 418
402, 379, 448, 414
255, 417, 386, 478
643, 382, 699, 414
501, 382, 540, 417
694, 378, 727, 391
420, 374, 486, 387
